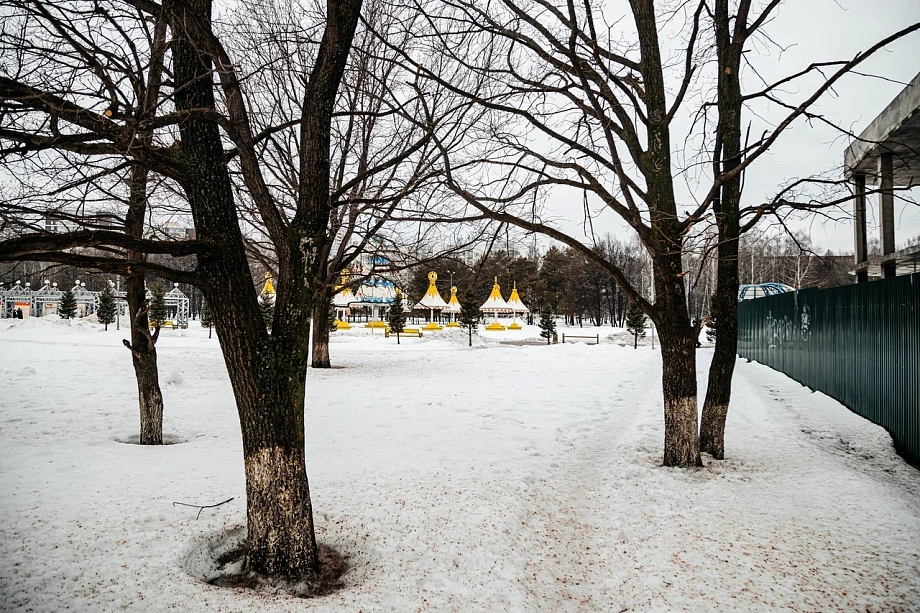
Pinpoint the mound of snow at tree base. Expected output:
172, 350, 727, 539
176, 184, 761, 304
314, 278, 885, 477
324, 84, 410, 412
1, 318, 919, 611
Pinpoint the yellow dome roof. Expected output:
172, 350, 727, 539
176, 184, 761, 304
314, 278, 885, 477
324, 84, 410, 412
261, 276, 275, 296
480, 277, 510, 312
506, 283, 529, 313
419, 271, 449, 309
444, 285, 462, 313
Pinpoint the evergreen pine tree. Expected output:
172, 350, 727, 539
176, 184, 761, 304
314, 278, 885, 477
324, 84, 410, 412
625, 301, 647, 349
538, 305, 557, 345
259, 293, 274, 329
148, 281, 169, 329
58, 288, 77, 319
387, 291, 406, 344
96, 281, 117, 330
200, 298, 214, 338
457, 292, 482, 347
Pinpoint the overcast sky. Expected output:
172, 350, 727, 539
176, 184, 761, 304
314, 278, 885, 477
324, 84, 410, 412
542, 0, 920, 255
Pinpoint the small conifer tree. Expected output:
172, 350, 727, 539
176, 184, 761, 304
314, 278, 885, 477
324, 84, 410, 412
148, 282, 169, 329
457, 292, 482, 347
705, 316, 716, 344
200, 298, 214, 338
387, 291, 406, 344
259, 293, 274, 329
58, 288, 77, 319
625, 301, 647, 349
538, 305, 556, 345
97, 281, 117, 330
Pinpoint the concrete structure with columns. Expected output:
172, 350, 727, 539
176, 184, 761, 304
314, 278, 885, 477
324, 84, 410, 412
845, 71, 920, 281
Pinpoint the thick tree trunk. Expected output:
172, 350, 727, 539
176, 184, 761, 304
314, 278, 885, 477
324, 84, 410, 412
656, 316, 702, 467
651, 257, 703, 468
236, 355, 318, 578
311, 289, 331, 368
629, 0, 701, 468
169, 0, 361, 582
700, 0, 744, 460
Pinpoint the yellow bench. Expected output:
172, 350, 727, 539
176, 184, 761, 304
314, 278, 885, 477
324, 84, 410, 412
385, 328, 422, 338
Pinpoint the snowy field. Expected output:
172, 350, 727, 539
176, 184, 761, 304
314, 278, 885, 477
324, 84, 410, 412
1, 317, 919, 612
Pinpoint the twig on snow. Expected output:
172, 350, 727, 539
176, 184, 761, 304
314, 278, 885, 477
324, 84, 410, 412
172, 497, 234, 520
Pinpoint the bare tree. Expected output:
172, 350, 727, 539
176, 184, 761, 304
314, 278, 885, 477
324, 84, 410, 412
696, 2, 918, 459
382, 0, 717, 466
0, 0, 364, 585
380, 0, 919, 466
222, 0, 477, 368
0, 2, 177, 444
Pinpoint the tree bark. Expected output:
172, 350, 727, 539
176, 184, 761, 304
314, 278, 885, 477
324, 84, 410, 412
235, 351, 318, 578
169, 0, 361, 581
126, 273, 164, 445
634, 0, 702, 468
311, 288, 331, 368
655, 298, 702, 468
126, 164, 164, 445
700, 0, 745, 459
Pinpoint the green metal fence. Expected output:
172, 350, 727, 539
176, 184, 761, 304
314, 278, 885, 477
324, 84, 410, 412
737, 273, 920, 464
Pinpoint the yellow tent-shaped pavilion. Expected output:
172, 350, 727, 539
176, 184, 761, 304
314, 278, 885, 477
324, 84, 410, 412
480, 277, 511, 331
418, 272, 448, 331
505, 283, 530, 330
444, 286, 462, 327
260, 274, 275, 297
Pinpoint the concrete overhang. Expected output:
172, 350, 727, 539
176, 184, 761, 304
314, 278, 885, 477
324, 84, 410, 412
844, 72, 920, 187
849, 243, 920, 277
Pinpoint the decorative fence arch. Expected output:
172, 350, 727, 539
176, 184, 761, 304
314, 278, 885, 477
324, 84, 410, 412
0, 281, 189, 327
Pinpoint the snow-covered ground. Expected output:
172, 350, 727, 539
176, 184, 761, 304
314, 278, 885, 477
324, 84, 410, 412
1, 317, 918, 612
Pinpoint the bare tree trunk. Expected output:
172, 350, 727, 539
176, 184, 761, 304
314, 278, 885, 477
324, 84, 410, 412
126, 273, 164, 445
311, 288, 331, 368
656, 303, 702, 467
233, 350, 318, 578
169, 0, 361, 580
651, 251, 702, 467
125, 164, 164, 445
700, 0, 744, 460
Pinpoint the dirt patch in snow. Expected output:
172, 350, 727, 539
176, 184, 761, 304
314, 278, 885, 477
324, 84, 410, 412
113, 433, 189, 445
185, 527, 348, 598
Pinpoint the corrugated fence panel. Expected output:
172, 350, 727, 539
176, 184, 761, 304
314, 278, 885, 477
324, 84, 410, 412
737, 273, 920, 464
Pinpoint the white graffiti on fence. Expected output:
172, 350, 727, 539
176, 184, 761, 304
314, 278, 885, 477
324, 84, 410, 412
766, 300, 812, 350
800, 303, 811, 342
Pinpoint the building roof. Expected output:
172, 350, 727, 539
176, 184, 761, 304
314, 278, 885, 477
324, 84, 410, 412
444, 286, 462, 313
738, 283, 795, 301
261, 276, 275, 297
844, 72, 920, 186
505, 284, 529, 313
353, 277, 396, 305
480, 278, 511, 312
332, 285, 357, 307
418, 272, 449, 309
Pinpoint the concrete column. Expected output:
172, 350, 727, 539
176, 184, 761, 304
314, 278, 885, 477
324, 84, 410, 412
878, 151, 896, 278
853, 173, 869, 283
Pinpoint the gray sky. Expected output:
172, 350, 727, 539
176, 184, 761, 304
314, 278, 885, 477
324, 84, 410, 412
543, 0, 920, 255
